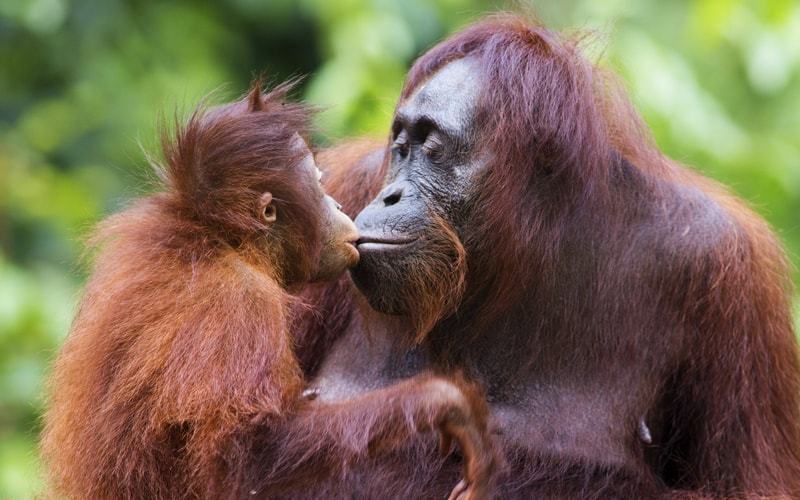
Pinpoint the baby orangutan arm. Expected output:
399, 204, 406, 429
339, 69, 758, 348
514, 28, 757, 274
243, 375, 500, 499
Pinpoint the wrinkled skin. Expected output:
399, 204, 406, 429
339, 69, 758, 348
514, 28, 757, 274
352, 58, 480, 319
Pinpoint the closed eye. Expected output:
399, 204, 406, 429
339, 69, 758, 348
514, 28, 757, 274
391, 114, 449, 161
392, 129, 409, 158
422, 131, 443, 156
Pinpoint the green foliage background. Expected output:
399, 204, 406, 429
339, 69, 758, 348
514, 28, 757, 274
1, 0, 798, 497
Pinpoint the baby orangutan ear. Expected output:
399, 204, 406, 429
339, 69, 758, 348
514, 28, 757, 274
259, 192, 277, 224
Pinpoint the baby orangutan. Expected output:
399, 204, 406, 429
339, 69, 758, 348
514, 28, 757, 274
40, 82, 499, 499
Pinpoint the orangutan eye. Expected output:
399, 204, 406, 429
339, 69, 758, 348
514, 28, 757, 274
422, 132, 443, 156
393, 130, 409, 158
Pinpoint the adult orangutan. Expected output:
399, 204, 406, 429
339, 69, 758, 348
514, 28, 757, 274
39, 82, 499, 499
300, 13, 800, 498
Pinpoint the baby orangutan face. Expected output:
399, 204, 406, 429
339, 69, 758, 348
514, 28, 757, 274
310, 178, 360, 282
254, 132, 358, 285
297, 136, 360, 283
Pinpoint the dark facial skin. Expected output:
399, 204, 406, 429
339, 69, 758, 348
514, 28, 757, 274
352, 58, 482, 314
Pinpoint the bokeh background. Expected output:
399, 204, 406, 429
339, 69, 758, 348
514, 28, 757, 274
1, 0, 799, 497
